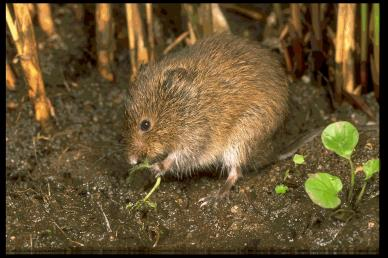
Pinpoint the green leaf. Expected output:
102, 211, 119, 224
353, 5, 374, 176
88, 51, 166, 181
363, 159, 380, 181
293, 154, 305, 165
275, 184, 288, 195
305, 172, 343, 209
321, 121, 359, 159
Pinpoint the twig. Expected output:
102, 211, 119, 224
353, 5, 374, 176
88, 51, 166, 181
6, 59, 17, 90
37, 4, 56, 37
163, 31, 189, 55
146, 3, 155, 61
126, 4, 137, 78
132, 4, 149, 65
98, 202, 112, 233
52, 221, 85, 247
222, 4, 263, 21
95, 4, 115, 82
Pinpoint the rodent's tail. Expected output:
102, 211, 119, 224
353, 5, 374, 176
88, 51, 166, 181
276, 126, 325, 161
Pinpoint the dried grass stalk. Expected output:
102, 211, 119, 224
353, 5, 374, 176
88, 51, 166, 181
291, 4, 302, 38
342, 4, 356, 94
182, 4, 200, 42
360, 3, 368, 89
7, 4, 55, 127
335, 4, 346, 103
6, 60, 17, 91
96, 3, 115, 82
146, 3, 155, 61
132, 4, 149, 65
211, 3, 230, 33
163, 31, 189, 55
199, 4, 213, 37
126, 4, 137, 78
222, 4, 263, 21
37, 4, 56, 37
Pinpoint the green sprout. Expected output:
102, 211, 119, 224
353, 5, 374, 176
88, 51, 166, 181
305, 172, 343, 209
321, 121, 359, 203
355, 158, 380, 206
293, 154, 305, 165
126, 160, 162, 213
275, 184, 288, 195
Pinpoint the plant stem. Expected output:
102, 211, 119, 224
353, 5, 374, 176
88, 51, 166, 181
355, 181, 367, 206
347, 158, 355, 203
143, 176, 161, 203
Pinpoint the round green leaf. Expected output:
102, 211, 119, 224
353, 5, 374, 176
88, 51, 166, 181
275, 184, 288, 195
293, 154, 305, 165
321, 121, 359, 159
363, 159, 380, 181
305, 172, 343, 209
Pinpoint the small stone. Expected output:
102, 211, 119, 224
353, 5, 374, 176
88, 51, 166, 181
231, 205, 239, 214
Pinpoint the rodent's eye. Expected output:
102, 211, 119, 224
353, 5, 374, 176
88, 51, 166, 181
140, 120, 151, 132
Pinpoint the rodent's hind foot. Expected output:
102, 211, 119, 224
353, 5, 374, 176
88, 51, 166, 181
198, 166, 242, 207
198, 190, 230, 208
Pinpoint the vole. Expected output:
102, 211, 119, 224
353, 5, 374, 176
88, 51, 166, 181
124, 33, 290, 205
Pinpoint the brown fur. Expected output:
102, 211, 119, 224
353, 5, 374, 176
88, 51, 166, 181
124, 33, 289, 198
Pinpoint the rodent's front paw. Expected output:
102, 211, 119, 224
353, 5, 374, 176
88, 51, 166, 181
150, 163, 166, 178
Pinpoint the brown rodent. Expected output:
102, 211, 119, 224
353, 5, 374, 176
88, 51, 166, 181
124, 33, 289, 203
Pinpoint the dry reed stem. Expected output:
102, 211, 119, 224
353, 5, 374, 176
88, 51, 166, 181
342, 4, 356, 94
132, 4, 149, 65
311, 4, 322, 50
6, 60, 17, 91
200, 4, 213, 37
222, 4, 263, 21
126, 4, 137, 78
27, 4, 35, 18
211, 3, 230, 33
146, 3, 155, 61
96, 3, 115, 82
163, 31, 189, 55
10, 4, 55, 127
37, 4, 56, 37
335, 4, 346, 103
291, 4, 302, 38
279, 24, 293, 73
360, 3, 368, 89
183, 4, 200, 40
187, 21, 197, 45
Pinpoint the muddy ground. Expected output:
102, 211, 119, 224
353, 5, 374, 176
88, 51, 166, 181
6, 4, 379, 254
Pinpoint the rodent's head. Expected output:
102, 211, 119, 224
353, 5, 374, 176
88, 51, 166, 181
124, 64, 198, 165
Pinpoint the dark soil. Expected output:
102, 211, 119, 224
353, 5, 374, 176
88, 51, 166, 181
6, 4, 379, 254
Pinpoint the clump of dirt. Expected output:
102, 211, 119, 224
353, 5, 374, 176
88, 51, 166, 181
6, 4, 379, 254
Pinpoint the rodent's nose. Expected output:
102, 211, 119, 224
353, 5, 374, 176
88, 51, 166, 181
129, 155, 139, 165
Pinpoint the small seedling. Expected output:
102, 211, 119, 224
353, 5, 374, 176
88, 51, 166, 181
293, 153, 305, 174
126, 160, 162, 213
355, 158, 380, 206
274, 154, 305, 195
305, 172, 343, 209
293, 154, 305, 165
275, 184, 288, 195
321, 121, 359, 203
127, 176, 161, 213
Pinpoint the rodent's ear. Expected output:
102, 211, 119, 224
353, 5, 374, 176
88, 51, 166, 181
161, 68, 196, 89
